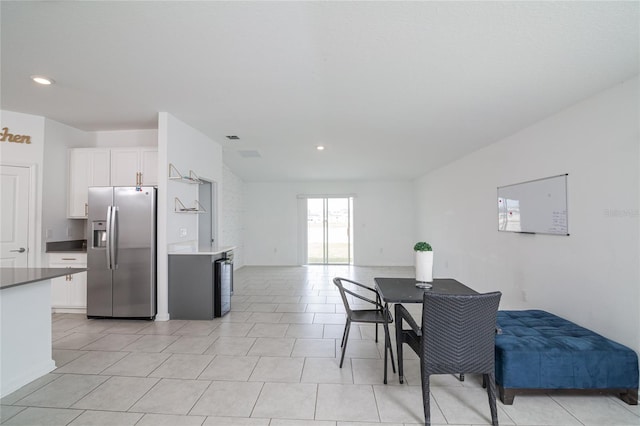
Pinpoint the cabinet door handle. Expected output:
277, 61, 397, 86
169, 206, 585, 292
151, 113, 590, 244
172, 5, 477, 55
61, 258, 77, 261
85, 203, 88, 216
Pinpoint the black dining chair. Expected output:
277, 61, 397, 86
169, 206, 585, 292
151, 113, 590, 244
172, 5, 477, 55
395, 291, 502, 426
333, 277, 396, 375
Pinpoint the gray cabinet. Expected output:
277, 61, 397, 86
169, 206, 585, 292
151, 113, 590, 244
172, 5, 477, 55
168, 253, 231, 320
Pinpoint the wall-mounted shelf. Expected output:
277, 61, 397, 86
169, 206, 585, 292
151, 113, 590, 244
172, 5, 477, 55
169, 163, 202, 184
175, 197, 206, 213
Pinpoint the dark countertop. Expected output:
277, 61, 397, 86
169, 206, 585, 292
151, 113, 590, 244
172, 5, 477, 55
0, 268, 87, 290
374, 277, 478, 304
46, 240, 87, 253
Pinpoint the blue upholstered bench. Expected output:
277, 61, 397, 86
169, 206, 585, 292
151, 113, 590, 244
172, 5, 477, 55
495, 310, 639, 405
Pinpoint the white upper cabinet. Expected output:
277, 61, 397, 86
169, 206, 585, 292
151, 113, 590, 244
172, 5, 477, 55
140, 149, 159, 185
110, 148, 158, 186
68, 148, 110, 218
68, 147, 158, 218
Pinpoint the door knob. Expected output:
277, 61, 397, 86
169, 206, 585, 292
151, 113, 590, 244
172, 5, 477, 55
10, 247, 26, 253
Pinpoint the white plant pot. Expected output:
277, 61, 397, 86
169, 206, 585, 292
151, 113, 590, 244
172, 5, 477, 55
415, 251, 433, 282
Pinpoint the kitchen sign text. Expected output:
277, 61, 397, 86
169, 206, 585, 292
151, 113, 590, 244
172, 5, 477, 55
0, 127, 32, 144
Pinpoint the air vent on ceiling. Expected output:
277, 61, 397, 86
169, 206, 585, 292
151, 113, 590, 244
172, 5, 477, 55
226, 135, 240, 140
239, 150, 261, 158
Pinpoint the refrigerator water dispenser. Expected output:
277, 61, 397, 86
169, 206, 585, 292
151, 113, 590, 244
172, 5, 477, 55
92, 221, 107, 248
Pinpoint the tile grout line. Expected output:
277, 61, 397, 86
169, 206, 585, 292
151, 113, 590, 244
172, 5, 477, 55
548, 394, 589, 426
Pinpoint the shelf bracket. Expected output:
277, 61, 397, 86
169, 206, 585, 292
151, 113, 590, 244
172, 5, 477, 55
169, 163, 202, 184
174, 197, 206, 213
168, 163, 183, 179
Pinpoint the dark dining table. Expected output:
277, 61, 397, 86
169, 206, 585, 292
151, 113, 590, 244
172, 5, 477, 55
374, 277, 478, 384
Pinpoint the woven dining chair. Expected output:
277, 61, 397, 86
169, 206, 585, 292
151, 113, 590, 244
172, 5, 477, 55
395, 291, 502, 426
333, 277, 396, 374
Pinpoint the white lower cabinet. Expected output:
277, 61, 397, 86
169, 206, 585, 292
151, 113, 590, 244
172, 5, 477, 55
49, 253, 87, 313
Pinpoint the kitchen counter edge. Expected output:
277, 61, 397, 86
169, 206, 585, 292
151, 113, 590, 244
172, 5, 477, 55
168, 245, 236, 256
1, 267, 87, 290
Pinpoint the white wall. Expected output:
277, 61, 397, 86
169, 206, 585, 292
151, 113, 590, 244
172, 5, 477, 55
157, 112, 224, 320
243, 180, 415, 266
414, 77, 639, 355
42, 119, 91, 245
91, 129, 158, 147
0, 110, 46, 266
222, 165, 244, 269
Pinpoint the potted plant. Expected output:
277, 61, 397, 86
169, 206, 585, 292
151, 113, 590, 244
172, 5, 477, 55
414, 241, 433, 282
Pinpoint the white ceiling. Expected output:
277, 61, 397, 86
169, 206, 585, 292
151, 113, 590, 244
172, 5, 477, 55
2, 1, 638, 182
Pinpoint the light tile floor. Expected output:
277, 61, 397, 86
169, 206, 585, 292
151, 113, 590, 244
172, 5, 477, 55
1, 265, 639, 425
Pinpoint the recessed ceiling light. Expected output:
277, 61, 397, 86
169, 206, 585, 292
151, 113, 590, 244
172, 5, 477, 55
31, 75, 54, 85
316, 145, 325, 151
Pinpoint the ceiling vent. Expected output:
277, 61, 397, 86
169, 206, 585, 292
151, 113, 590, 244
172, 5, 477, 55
226, 135, 240, 140
239, 150, 261, 158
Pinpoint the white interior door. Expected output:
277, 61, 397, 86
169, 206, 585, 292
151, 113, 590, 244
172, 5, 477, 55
0, 165, 31, 267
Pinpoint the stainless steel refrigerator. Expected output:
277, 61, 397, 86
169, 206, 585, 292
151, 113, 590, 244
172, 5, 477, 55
87, 186, 157, 319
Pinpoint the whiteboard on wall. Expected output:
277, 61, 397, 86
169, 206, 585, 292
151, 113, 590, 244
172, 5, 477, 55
497, 174, 569, 235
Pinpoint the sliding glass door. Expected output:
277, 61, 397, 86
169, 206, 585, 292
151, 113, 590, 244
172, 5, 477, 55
307, 197, 352, 264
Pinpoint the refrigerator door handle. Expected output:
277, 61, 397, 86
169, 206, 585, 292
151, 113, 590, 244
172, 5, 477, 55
111, 206, 119, 269
106, 205, 113, 270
